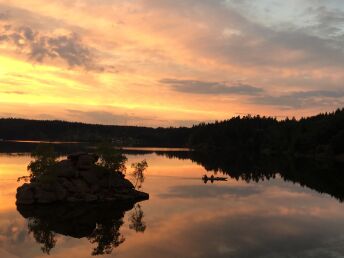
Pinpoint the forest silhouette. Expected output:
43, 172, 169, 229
1, 108, 343, 160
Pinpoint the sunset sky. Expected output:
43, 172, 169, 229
0, 0, 343, 127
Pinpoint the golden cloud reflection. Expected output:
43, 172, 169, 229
0, 153, 344, 257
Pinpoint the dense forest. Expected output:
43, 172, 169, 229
188, 108, 344, 160
0, 118, 190, 147
0, 108, 343, 159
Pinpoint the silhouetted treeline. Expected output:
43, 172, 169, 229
0, 118, 190, 147
1, 108, 344, 158
188, 108, 344, 159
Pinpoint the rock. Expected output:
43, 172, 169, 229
79, 169, 98, 185
82, 193, 98, 202
54, 183, 68, 201
77, 155, 95, 170
16, 153, 149, 205
71, 179, 90, 193
90, 184, 100, 194
89, 165, 109, 179
122, 179, 135, 189
35, 188, 58, 204
56, 160, 76, 178
67, 197, 80, 202
59, 178, 75, 193
97, 178, 109, 189
16, 183, 35, 205
108, 175, 134, 189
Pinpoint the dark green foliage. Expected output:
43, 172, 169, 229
130, 160, 148, 189
0, 118, 190, 147
96, 143, 128, 174
18, 144, 58, 182
187, 108, 344, 158
3, 108, 344, 158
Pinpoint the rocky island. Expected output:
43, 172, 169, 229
16, 152, 149, 205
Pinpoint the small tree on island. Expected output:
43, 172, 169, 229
130, 160, 148, 189
96, 143, 148, 188
17, 144, 58, 183
96, 142, 128, 174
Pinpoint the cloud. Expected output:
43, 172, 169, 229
141, 0, 344, 70
0, 25, 104, 71
66, 109, 149, 125
0, 11, 9, 20
1, 91, 26, 95
303, 5, 344, 39
252, 90, 344, 109
65, 109, 200, 127
160, 79, 263, 95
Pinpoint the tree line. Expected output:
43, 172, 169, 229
188, 108, 344, 159
1, 108, 343, 158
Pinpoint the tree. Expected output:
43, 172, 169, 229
130, 160, 148, 189
96, 143, 128, 174
17, 144, 58, 182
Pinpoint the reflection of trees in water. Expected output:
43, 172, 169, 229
88, 220, 125, 256
18, 202, 147, 256
157, 151, 344, 202
129, 204, 146, 233
28, 218, 57, 255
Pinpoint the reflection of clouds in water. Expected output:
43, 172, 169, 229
1, 153, 344, 257
121, 208, 344, 258
0, 214, 35, 258
0, 217, 28, 245
159, 184, 262, 199
0, 249, 19, 258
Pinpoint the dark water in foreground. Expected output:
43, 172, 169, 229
0, 143, 344, 258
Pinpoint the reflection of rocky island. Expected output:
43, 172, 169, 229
17, 201, 146, 255
16, 153, 149, 204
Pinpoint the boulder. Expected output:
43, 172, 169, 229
56, 160, 76, 178
35, 188, 58, 204
16, 153, 149, 205
79, 169, 98, 185
81, 193, 98, 202
16, 183, 35, 205
54, 183, 68, 201
59, 178, 75, 193
71, 178, 90, 193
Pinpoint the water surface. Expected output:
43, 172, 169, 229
0, 145, 344, 258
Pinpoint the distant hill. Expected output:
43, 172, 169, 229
1, 108, 343, 158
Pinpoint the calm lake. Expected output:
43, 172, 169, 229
1, 142, 344, 258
